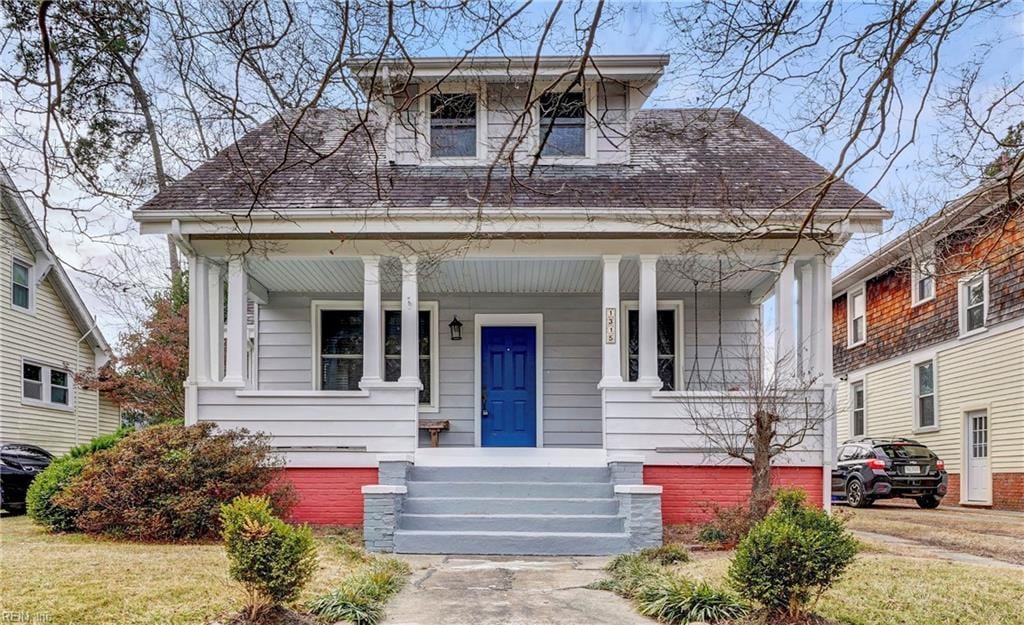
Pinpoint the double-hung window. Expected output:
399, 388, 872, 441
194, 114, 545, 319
915, 360, 936, 429
539, 91, 586, 157
959, 273, 988, 335
22, 361, 71, 408
847, 287, 866, 346
911, 253, 935, 306
622, 302, 681, 391
383, 303, 438, 409
850, 381, 865, 437
11, 259, 32, 310
317, 305, 364, 391
429, 93, 477, 158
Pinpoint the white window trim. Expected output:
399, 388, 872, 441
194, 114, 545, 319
620, 300, 684, 390
310, 300, 439, 404
20, 358, 74, 412
420, 82, 489, 165
848, 377, 866, 438
910, 251, 936, 307
958, 271, 990, 337
912, 356, 939, 433
532, 82, 598, 165
846, 284, 867, 348
11, 256, 35, 314
382, 300, 440, 412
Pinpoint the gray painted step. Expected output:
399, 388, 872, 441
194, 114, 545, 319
405, 480, 614, 498
402, 497, 620, 515
409, 466, 612, 483
399, 513, 625, 533
394, 530, 632, 555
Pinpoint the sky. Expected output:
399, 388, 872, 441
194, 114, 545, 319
5, 1, 1023, 349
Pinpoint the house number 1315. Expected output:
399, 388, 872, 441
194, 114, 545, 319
605, 307, 616, 344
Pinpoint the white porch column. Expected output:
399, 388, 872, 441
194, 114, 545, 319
799, 262, 815, 379
190, 256, 212, 384
207, 262, 224, 382
774, 260, 797, 382
224, 258, 249, 386
399, 256, 420, 384
361, 256, 383, 385
813, 254, 834, 383
638, 254, 660, 386
600, 255, 623, 385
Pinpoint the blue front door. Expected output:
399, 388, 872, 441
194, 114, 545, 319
481, 326, 537, 447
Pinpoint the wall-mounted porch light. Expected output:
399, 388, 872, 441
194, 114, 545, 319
448, 315, 463, 341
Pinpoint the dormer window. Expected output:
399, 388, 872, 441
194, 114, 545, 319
539, 91, 586, 157
429, 93, 477, 158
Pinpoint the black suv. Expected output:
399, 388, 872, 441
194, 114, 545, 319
832, 438, 948, 509
0, 443, 53, 514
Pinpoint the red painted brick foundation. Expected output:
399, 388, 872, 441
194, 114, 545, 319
644, 465, 824, 524
947, 472, 1024, 511
282, 467, 378, 525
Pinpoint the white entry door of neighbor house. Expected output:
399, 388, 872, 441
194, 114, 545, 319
966, 409, 991, 503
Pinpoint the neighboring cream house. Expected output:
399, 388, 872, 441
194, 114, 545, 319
0, 164, 118, 455
832, 175, 1024, 511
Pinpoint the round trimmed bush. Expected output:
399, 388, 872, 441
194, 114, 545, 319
727, 490, 858, 618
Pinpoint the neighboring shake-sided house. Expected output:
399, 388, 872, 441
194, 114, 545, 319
133, 55, 888, 554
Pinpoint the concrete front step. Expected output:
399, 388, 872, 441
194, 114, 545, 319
393, 529, 632, 555
405, 480, 614, 498
409, 466, 612, 483
399, 513, 625, 533
402, 496, 621, 516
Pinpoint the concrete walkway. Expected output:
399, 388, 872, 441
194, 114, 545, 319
852, 530, 1024, 570
382, 555, 654, 625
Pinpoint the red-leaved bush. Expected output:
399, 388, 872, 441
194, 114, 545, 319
55, 422, 294, 541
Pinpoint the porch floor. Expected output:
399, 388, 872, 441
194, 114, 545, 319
413, 447, 609, 467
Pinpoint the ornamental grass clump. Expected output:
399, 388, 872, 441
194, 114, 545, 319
307, 557, 411, 625
221, 495, 318, 623
728, 489, 858, 621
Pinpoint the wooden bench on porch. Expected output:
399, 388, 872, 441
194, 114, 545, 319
419, 419, 450, 448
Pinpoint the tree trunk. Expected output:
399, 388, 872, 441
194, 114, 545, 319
749, 409, 776, 520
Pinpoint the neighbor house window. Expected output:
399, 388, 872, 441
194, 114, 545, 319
11, 259, 32, 310
623, 302, 681, 391
429, 93, 477, 158
959, 273, 988, 335
847, 287, 866, 346
850, 381, 865, 437
911, 254, 935, 306
915, 360, 936, 429
22, 361, 71, 408
317, 305, 363, 391
383, 303, 438, 408
539, 91, 586, 157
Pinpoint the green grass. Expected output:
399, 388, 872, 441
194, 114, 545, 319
0, 515, 402, 625
672, 551, 1024, 625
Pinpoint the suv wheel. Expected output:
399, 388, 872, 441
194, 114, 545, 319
916, 495, 941, 509
846, 479, 871, 508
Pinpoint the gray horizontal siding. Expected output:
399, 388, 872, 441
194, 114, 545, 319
257, 291, 760, 448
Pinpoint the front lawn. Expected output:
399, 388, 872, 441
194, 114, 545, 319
672, 545, 1024, 625
0, 516, 381, 625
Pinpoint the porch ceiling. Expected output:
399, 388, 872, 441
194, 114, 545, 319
246, 256, 774, 295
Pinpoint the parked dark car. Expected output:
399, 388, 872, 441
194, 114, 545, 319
0, 443, 54, 514
832, 437, 948, 509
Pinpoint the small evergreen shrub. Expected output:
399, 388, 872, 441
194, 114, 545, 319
696, 504, 756, 549
25, 456, 87, 531
307, 557, 411, 625
221, 495, 318, 621
55, 422, 294, 540
639, 543, 691, 565
66, 426, 133, 459
728, 489, 858, 619
696, 524, 729, 546
636, 576, 747, 624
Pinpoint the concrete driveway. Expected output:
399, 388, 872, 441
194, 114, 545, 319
382, 555, 654, 625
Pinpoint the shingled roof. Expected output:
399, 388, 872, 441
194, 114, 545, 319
138, 108, 884, 215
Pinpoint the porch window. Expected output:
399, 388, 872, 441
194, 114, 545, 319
915, 360, 936, 429
429, 93, 477, 158
622, 302, 681, 391
539, 91, 586, 157
383, 304, 437, 408
850, 380, 865, 436
318, 308, 363, 391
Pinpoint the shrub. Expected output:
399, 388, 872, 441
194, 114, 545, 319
66, 426, 133, 459
221, 495, 318, 621
639, 543, 691, 566
26, 456, 87, 532
636, 576, 747, 624
728, 491, 858, 619
55, 422, 294, 541
308, 557, 411, 625
695, 524, 728, 546
696, 504, 756, 550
